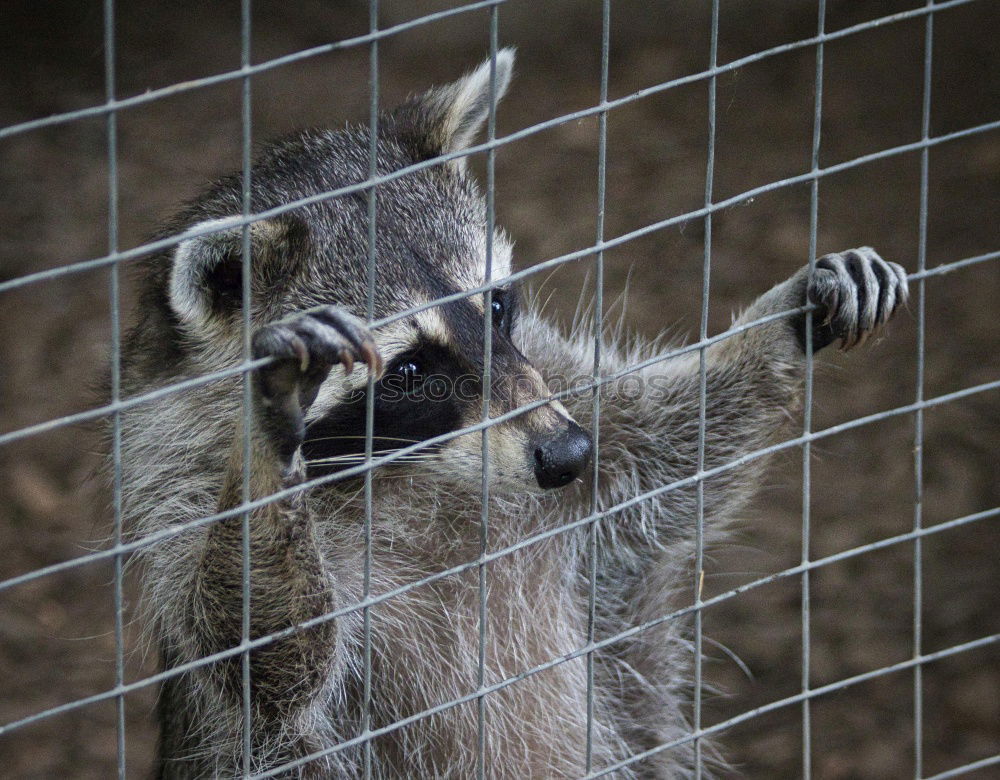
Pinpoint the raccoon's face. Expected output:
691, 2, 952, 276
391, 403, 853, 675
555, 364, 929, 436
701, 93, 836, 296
301, 280, 593, 493
162, 49, 592, 494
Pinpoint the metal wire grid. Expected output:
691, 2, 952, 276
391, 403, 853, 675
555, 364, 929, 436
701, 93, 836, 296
693, 0, 719, 773
240, 0, 255, 771
104, 0, 125, 776
585, 2, 611, 772
913, 4, 936, 777
363, 4, 380, 776
0, 1, 998, 777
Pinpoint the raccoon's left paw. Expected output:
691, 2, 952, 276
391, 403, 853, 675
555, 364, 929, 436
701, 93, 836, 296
252, 307, 382, 463
808, 247, 908, 351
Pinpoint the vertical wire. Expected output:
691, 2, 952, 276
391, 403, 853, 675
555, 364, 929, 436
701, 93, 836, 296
802, 2, 827, 777
103, 0, 125, 776
585, 0, 610, 772
913, 4, 934, 777
239, 0, 254, 774
363, 2, 379, 777
477, 10, 500, 778
693, 1, 719, 775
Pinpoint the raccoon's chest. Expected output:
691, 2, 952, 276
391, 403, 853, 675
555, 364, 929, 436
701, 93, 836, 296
335, 538, 607, 777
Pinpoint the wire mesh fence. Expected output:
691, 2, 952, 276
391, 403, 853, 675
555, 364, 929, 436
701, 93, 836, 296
0, 0, 997, 777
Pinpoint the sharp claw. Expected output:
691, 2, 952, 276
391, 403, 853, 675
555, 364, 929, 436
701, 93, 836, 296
292, 336, 310, 373
339, 349, 355, 375
361, 342, 383, 377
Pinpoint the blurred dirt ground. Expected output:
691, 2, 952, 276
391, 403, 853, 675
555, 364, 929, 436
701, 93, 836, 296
1, 1, 997, 777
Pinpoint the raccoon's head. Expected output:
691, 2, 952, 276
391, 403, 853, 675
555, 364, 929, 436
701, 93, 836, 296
161, 49, 592, 493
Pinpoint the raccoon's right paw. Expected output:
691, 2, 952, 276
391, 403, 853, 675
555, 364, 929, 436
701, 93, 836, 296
252, 307, 383, 464
805, 248, 908, 352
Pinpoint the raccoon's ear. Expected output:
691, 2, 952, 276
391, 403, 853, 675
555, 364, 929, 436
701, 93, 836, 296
393, 47, 514, 169
168, 215, 307, 328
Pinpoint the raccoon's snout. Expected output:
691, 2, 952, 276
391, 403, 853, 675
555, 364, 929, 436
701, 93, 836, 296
532, 420, 593, 490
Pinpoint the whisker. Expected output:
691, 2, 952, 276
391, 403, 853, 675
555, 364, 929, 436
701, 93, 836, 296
306, 458, 436, 465
303, 435, 423, 445
305, 453, 437, 466
307, 447, 412, 459
361, 473, 431, 481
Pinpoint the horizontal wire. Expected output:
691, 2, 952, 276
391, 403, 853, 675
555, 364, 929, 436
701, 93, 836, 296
0, 0, 507, 141
922, 754, 1000, 780
909, 248, 1000, 280
1, 101, 997, 297
0, 264, 991, 569
580, 633, 1000, 780
1, 234, 996, 449
267, 632, 1000, 776
0, 331, 997, 595
0, 0, 979, 145
0, 295, 828, 447
1, 499, 995, 739
0, 356, 272, 446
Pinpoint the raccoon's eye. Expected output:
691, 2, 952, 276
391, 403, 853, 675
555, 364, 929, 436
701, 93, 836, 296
491, 295, 509, 333
395, 360, 423, 394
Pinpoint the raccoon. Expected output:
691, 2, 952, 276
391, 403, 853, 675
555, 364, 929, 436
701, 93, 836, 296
118, 49, 908, 778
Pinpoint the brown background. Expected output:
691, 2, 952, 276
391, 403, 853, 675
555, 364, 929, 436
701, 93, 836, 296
1, 1, 997, 777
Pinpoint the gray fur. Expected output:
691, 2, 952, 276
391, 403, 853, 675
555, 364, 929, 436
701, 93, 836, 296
116, 51, 908, 778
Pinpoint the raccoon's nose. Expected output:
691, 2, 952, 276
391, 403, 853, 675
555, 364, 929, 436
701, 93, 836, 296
533, 420, 593, 490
